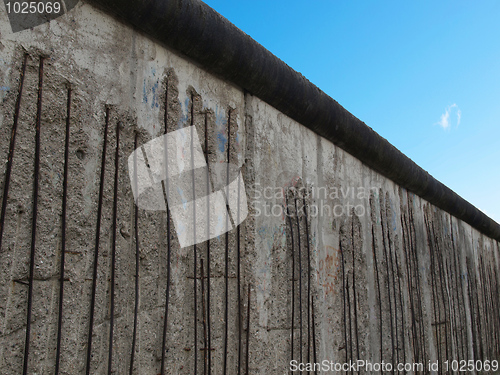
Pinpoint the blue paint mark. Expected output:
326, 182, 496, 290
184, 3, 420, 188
217, 132, 227, 153
151, 80, 159, 109
177, 97, 190, 129
143, 79, 148, 104
215, 105, 226, 128
177, 187, 188, 209
0, 86, 9, 91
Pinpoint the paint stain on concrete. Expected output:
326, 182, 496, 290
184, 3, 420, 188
217, 132, 227, 153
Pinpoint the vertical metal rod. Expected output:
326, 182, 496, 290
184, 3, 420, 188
294, 197, 303, 372
450, 217, 466, 360
484, 264, 493, 356
201, 258, 208, 375
395, 250, 406, 368
245, 284, 251, 375
401, 214, 419, 364
489, 267, 500, 354
472, 261, 483, 360
408, 204, 426, 367
129, 132, 140, 375
425, 214, 442, 375
190, 95, 198, 375
371, 225, 383, 362
237, 144, 242, 374
23, 56, 44, 375
108, 121, 120, 375
491, 267, 500, 353
380, 200, 395, 371
449, 218, 460, 360
204, 113, 212, 375
286, 196, 295, 373
346, 277, 353, 367
465, 262, 477, 361
0, 53, 28, 254
448, 260, 460, 360
432, 221, 450, 363
86, 106, 110, 375
457, 252, 469, 360
223, 110, 231, 375
479, 258, 491, 358
302, 195, 311, 373
340, 235, 348, 364
401, 213, 420, 363
387, 226, 399, 370
55, 86, 71, 375
311, 295, 317, 375
351, 220, 360, 361
160, 81, 172, 375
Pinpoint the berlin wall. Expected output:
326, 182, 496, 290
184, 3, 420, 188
0, 0, 499, 374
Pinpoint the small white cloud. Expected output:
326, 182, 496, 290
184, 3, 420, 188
437, 103, 461, 130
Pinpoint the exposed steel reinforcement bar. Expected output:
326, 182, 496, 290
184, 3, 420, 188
87, 0, 500, 241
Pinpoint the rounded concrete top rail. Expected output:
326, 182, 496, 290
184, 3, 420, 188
86, 0, 500, 241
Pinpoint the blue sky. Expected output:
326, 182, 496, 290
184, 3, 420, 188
204, 0, 500, 224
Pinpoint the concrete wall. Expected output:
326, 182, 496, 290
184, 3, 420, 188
0, 2, 499, 374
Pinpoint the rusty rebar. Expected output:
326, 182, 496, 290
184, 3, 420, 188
223, 110, 231, 375
294, 197, 303, 371
340, 235, 348, 364
55, 86, 71, 375
129, 132, 140, 375
302, 195, 311, 371
286, 195, 295, 373
371, 225, 383, 362
0, 53, 28, 254
160, 81, 173, 375
245, 284, 251, 375
351, 219, 360, 362
23, 56, 44, 375
311, 295, 317, 375
204, 112, 212, 375
201, 258, 208, 375
380, 199, 395, 371
190, 95, 199, 375
86, 106, 110, 375
107, 121, 120, 374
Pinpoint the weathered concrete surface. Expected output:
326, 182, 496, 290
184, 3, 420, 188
0, 1, 499, 375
